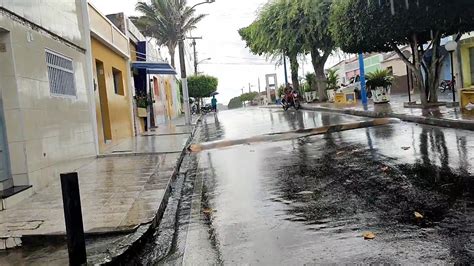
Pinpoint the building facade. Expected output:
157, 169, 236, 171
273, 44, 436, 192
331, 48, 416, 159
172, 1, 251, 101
459, 36, 474, 88
0, 1, 97, 205
107, 12, 180, 133
88, 4, 134, 153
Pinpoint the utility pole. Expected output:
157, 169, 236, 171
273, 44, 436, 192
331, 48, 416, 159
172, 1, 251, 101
188, 36, 203, 75
178, 0, 215, 125
178, 39, 191, 125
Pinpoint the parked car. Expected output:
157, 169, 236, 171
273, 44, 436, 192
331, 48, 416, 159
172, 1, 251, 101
337, 75, 362, 98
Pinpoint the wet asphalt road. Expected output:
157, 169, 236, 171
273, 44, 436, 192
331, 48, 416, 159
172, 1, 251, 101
136, 108, 474, 265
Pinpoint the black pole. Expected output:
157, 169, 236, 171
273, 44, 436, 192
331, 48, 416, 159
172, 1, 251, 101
283, 53, 289, 85
406, 65, 411, 103
450, 51, 456, 102
193, 40, 197, 75
60, 172, 87, 265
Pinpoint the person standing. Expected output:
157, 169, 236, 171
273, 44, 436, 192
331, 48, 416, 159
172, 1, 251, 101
211, 95, 218, 112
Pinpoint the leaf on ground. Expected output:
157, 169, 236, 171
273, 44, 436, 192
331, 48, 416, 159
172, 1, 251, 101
414, 211, 424, 219
336, 151, 345, 156
202, 208, 215, 214
362, 232, 376, 240
401, 146, 411, 150
381, 166, 389, 172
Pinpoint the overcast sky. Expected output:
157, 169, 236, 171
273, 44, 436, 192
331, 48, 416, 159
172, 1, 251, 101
90, 0, 340, 104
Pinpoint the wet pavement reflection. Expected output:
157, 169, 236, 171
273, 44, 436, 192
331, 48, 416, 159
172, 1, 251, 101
155, 108, 473, 264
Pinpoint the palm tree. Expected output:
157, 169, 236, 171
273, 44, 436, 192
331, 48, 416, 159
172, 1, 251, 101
133, 0, 206, 68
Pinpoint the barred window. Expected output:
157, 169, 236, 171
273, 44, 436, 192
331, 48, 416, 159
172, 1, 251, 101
45, 50, 76, 97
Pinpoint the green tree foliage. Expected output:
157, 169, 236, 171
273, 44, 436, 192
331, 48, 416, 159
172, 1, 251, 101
239, 0, 334, 100
187, 75, 218, 98
293, 0, 334, 101
331, 0, 474, 105
133, 0, 206, 68
228, 96, 243, 109
326, 69, 339, 91
239, 0, 304, 91
305, 73, 317, 92
240, 92, 259, 103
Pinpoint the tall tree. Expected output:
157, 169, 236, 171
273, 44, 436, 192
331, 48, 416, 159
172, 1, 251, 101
188, 75, 218, 110
239, 0, 304, 91
294, 0, 335, 101
133, 0, 206, 68
331, 0, 474, 105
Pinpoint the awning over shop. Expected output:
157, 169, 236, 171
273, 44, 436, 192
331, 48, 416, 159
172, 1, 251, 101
131, 61, 177, 75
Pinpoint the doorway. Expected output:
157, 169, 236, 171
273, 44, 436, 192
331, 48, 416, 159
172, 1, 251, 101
0, 30, 13, 189
95, 60, 112, 143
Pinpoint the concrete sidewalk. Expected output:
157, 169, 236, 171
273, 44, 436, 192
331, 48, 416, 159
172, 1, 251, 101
0, 116, 199, 258
303, 94, 474, 131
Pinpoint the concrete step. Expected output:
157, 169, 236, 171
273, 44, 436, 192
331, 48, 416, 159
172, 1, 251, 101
0, 186, 33, 211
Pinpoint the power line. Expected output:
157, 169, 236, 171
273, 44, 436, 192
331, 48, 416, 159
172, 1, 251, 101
200, 62, 277, 66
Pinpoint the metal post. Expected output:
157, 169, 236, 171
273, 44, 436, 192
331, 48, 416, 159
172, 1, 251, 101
406, 65, 411, 103
179, 40, 191, 125
146, 73, 151, 131
258, 77, 261, 93
60, 172, 86, 265
358, 53, 368, 106
450, 51, 456, 102
283, 53, 289, 85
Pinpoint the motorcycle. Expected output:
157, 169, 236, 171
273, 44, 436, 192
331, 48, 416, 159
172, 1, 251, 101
439, 79, 455, 93
200, 104, 213, 114
282, 90, 301, 111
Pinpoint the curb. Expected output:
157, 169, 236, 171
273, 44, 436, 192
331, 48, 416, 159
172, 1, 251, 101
104, 115, 203, 264
300, 104, 474, 131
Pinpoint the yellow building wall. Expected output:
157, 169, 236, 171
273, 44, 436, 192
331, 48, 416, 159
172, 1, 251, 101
460, 37, 474, 88
91, 38, 133, 152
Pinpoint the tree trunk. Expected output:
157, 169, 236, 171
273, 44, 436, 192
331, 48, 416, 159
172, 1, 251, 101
168, 46, 176, 69
311, 47, 331, 102
289, 54, 300, 91
314, 65, 327, 102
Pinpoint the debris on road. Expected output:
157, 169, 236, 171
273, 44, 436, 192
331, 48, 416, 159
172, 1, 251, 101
402, 146, 411, 150
362, 232, 376, 240
414, 211, 424, 220
202, 208, 215, 214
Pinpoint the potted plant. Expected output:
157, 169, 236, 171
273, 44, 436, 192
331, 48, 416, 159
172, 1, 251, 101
135, 94, 149, 118
326, 69, 339, 102
366, 69, 394, 104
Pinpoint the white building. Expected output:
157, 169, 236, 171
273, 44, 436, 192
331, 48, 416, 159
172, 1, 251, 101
0, 1, 97, 208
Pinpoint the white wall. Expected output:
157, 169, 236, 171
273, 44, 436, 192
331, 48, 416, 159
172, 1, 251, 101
0, 1, 96, 191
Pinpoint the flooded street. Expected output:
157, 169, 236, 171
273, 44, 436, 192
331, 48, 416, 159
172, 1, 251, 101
131, 108, 473, 265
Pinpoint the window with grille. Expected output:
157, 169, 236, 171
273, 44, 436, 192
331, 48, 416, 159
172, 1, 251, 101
45, 50, 76, 97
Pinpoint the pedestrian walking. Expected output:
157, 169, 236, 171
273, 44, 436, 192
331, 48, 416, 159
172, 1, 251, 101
211, 95, 218, 112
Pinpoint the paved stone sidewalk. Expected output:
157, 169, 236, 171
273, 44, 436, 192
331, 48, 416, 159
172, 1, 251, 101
303, 94, 474, 131
0, 116, 200, 250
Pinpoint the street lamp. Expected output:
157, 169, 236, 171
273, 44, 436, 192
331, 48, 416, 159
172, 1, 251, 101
190, 0, 215, 10
445, 40, 458, 103
179, 0, 215, 125
402, 50, 412, 103
195, 57, 211, 74
198, 57, 211, 64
